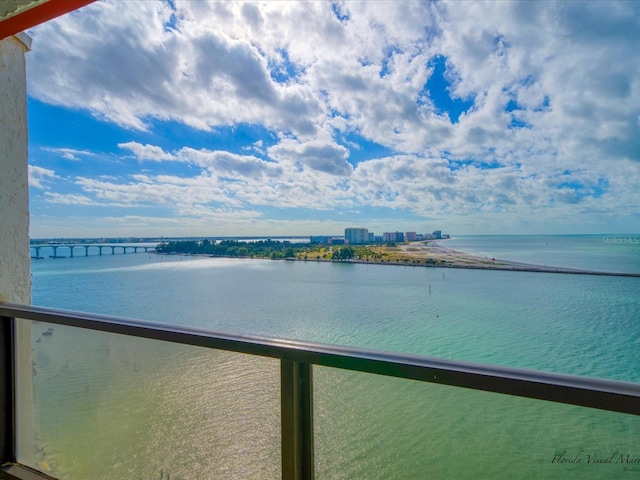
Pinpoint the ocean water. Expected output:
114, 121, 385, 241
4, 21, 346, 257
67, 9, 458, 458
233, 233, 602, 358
27, 236, 640, 479
445, 234, 640, 274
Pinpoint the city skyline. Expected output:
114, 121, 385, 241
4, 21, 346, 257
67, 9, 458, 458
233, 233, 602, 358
26, 1, 640, 238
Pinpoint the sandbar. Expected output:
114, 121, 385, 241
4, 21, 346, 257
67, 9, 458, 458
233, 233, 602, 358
353, 241, 640, 278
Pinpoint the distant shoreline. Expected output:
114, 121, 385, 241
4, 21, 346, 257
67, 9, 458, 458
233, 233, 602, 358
157, 241, 640, 278
303, 245, 640, 278
408, 241, 640, 277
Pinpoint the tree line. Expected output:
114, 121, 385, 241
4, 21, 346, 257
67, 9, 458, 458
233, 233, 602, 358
155, 240, 390, 262
156, 239, 298, 259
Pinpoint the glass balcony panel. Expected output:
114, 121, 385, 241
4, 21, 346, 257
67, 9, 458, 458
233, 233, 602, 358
314, 366, 640, 479
21, 321, 280, 479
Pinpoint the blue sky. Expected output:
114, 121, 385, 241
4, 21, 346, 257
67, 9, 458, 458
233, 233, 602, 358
26, 0, 640, 238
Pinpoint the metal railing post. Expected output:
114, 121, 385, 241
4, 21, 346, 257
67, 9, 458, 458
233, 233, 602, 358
281, 359, 314, 480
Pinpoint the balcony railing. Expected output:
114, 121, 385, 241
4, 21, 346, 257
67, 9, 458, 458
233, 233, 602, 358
1, 302, 639, 479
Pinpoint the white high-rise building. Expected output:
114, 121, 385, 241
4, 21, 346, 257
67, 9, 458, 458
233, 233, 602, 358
345, 227, 369, 244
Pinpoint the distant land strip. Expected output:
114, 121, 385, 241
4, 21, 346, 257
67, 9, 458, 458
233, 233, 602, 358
155, 240, 640, 278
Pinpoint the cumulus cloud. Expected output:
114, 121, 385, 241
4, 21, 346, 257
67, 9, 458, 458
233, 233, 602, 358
119, 142, 176, 161
27, 0, 322, 134
26, 0, 640, 235
119, 142, 284, 181
268, 139, 353, 176
28, 1, 640, 157
28, 165, 57, 189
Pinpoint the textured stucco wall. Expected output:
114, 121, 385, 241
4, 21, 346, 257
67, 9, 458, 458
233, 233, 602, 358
0, 34, 31, 304
0, 34, 34, 467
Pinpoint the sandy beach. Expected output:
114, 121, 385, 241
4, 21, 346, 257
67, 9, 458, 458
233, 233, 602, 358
368, 241, 640, 278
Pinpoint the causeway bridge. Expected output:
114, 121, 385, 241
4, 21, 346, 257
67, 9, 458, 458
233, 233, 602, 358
30, 244, 155, 259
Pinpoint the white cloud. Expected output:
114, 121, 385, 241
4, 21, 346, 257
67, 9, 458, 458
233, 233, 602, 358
26, 0, 640, 235
28, 165, 57, 189
268, 138, 352, 176
27, 1, 640, 157
30, 123, 636, 236
44, 192, 95, 206
118, 142, 176, 161
42, 147, 95, 161
27, 0, 323, 135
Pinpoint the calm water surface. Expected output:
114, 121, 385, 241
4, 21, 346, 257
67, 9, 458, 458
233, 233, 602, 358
445, 234, 640, 274
28, 237, 640, 479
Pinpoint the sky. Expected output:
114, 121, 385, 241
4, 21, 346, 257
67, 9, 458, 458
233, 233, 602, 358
25, 0, 640, 238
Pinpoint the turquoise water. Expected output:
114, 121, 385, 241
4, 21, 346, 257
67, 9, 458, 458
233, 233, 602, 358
31, 250, 640, 381
28, 236, 640, 479
445, 234, 640, 274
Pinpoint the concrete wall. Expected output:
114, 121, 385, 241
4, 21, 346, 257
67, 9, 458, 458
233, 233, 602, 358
0, 33, 31, 304
0, 33, 34, 467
